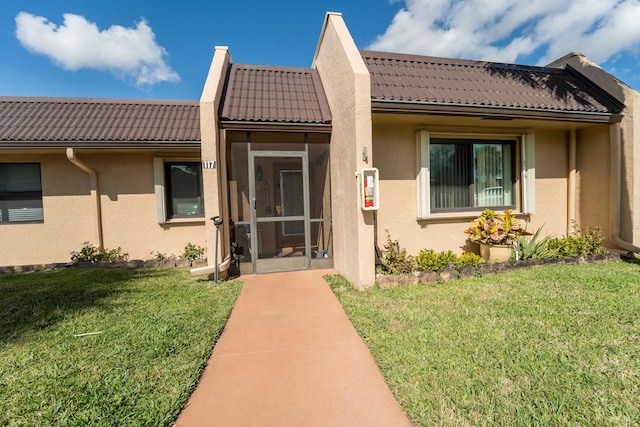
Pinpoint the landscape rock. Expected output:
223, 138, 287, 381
377, 275, 398, 289
175, 258, 190, 268
478, 263, 496, 276
592, 253, 607, 262
77, 262, 94, 268
608, 253, 621, 261
191, 259, 207, 268
109, 261, 128, 268
438, 268, 458, 282
143, 259, 160, 268
159, 259, 176, 268
493, 262, 514, 273
458, 265, 477, 278
418, 271, 439, 284
127, 260, 144, 268
398, 273, 420, 286
563, 257, 579, 265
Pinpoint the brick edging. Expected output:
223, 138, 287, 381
0, 258, 208, 274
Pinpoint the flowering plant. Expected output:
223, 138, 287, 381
464, 208, 530, 246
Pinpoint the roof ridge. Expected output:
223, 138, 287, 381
230, 63, 315, 74
360, 49, 560, 73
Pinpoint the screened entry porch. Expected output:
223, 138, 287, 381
227, 132, 333, 274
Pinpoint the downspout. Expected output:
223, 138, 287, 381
66, 148, 104, 251
609, 122, 640, 253
567, 129, 577, 235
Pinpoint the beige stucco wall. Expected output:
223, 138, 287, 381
529, 129, 569, 236
1, 152, 94, 266
549, 53, 640, 251
575, 125, 612, 238
372, 115, 613, 258
313, 13, 375, 288
1, 150, 205, 267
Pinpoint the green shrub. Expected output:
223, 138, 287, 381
414, 249, 437, 271
101, 247, 128, 262
547, 226, 609, 258
150, 251, 176, 261
377, 233, 416, 275
181, 243, 206, 261
454, 251, 483, 269
516, 226, 556, 260
415, 249, 482, 271
70, 242, 128, 263
415, 249, 451, 271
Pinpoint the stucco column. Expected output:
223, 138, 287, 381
313, 13, 375, 289
197, 47, 232, 276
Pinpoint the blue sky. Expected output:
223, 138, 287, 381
1, 0, 639, 100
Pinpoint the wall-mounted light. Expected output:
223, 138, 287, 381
362, 146, 368, 162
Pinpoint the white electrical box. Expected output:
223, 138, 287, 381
360, 168, 380, 211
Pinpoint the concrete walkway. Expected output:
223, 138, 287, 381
175, 269, 411, 426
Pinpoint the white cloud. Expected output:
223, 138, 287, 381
368, 0, 640, 67
15, 12, 179, 87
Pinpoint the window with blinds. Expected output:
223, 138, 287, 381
164, 162, 204, 219
0, 163, 44, 224
429, 139, 514, 211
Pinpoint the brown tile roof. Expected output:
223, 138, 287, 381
220, 64, 332, 125
362, 50, 623, 121
0, 97, 200, 147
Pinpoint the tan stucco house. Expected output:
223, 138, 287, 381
2, 12, 639, 288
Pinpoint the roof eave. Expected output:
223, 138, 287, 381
219, 120, 332, 133
0, 141, 202, 150
370, 100, 623, 124
0, 96, 200, 106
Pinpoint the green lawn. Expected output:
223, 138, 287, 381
0, 267, 241, 426
328, 260, 640, 426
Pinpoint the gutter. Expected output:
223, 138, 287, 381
66, 148, 104, 251
2, 141, 201, 150
218, 121, 332, 133
609, 123, 640, 253
371, 100, 623, 123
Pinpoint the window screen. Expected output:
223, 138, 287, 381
280, 170, 304, 235
164, 162, 204, 218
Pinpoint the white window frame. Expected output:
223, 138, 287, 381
153, 157, 205, 224
416, 130, 535, 220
